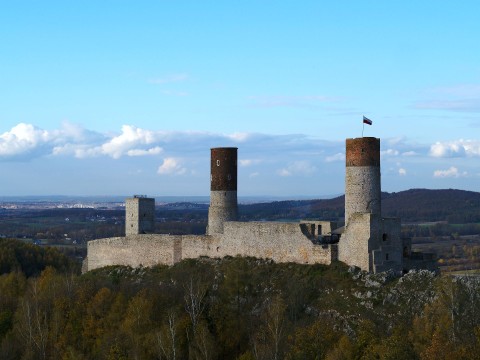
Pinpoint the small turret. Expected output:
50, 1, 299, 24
125, 195, 155, 235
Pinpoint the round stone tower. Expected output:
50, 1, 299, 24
345, 137, 381, 226
207, 147, 238, 235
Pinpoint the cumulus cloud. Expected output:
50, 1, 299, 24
239, 159, 262, 167
100, 125, 160, 159
433, 166, 467, 178
278, 160, 316, 177
0, 121, 102, 159
381, 149, 400, 157
398, 168, 407, 176
127, 147, 163, 157
0, 123, 50, 157
325, 153, 345, 162
157, 158, 187, 175
430, 139, 480, 158
227, 132, 251, 142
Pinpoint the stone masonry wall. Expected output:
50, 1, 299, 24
372, 218, 403, 273
88, 235, 181, 270
345, 166, 381, 226
218, 221, 334, 264
338, 213, 377, 271
207, 191, 238, 234
87, 221, 335, 271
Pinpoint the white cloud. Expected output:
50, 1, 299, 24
433, 166, 467, 178
398, 168, 407, 176
430, 139, 480, 158
157, 158, 187, 175
239, 159, 262, 167
127, 147, 163, 157
249, 172, 260, 178
278, 160, 316, 177
381, 149, 400, 157
228, 133, 251, 142
0, 123, 50, 156
100, 125, 159, 159
278, 168, 291, 177
325, 153, 345, 162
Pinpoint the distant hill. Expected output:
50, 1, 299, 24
239, 189, 480, 224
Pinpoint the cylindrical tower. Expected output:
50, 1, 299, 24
207, 147, 238, 235
345, 137, 381, 226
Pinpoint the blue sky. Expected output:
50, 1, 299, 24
0, 1, 479, 196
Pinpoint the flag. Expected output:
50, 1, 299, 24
363, 116, 372, 125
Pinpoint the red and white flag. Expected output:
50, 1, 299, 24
363, 116, 372, 125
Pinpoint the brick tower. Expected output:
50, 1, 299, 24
344, 137, 381, 225
207, 147, 238, 235
339, 137, 382, 271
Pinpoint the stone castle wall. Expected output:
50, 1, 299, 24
218, 221, 335, 264
87, 234, 182, 269
338, 213, 377, 271
87, 221, 336, 271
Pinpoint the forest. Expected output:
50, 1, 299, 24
2, 238, 480, 359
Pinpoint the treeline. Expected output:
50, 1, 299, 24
402, 223, 480, 238
2, 239, 480, 359
0, 239, 79, 277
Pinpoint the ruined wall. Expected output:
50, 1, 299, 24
218, 221, 335, 264
338, 213, 378, 271
87, 220, 336, 271
372, 218, 403, 273
299, 221, 338, 236
181, 235, 221, 260
87, 235, 181, 270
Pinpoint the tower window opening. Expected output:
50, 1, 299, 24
382, 233, 388, 241
386, 253, 389, 261
216, 160, 220, 166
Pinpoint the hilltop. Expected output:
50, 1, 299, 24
240, 188, 480, 223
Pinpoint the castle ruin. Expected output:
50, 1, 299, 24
85, 137, 436, 274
